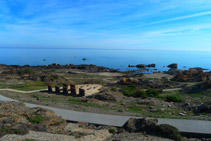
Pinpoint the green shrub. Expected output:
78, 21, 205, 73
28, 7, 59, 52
109, 128, 116, 134
28, 115, 43, 124
132, 90, 147, 98
122, 84, 137, 97
10, 129, 22, 134
2, 126, 8, 131
165, 95, 183, 102
146, 89, 160, 98
25, 69, 34, 74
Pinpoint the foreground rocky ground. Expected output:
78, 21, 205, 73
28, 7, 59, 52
1, 101, 209, 141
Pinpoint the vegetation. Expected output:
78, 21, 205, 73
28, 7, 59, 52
109, 128, 116, 134
25, 139, 36, 141
146, 89, 160, 98
122, 85, 160, 98
50, 75, 59, 81
29, 115, 43, 124
165, 95, 183, 102
11, 81, 46, 91
110, 87, 117, 92
25, 69, 34, 74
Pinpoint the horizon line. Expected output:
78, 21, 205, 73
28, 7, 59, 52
0, 47, 211, 52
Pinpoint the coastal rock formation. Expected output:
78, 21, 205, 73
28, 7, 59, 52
136, 64, 156, 68
172, 68, 211, 82
166, 68, 180, 75
167, 63, 178, 69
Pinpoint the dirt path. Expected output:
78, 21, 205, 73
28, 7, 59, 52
0, 89, 47, 94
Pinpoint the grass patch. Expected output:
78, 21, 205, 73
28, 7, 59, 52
127, 107, 142, 113
11, 81, 46, 91
68, 98, 81, 103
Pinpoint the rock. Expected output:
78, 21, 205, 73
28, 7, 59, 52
166, 68, 180, 75
0, 101, 67, 137
196, 103, 211, 113
179, 113, 186, 116
154, 124, 182, 141
147, 64, 156, 68
92, 93, 117, 102
136, 64, 156, 68
187, 81, 211, 92
123, 118, 182, 141
136, 64, 146, 68
172, 69, 209, 82
128, 65, 136, 67
123, 118, 158, 132
167, 63, 178, 69
181, 102, 198, 111
3, 119, 14, 124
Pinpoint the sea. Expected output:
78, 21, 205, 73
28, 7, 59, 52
1, 48, 211, 73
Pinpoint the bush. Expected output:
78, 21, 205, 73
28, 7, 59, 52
132, 90, 147, 98
146, 89, 160, 98
25, 69, 34, 74
28, 115, 43, 124
165, 95, 183, 102
122, 84, 136, 97
109, 128, 116, 134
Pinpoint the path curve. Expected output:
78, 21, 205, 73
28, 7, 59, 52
0, 94, 211, 135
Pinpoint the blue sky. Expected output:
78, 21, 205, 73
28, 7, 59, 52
0, 0, 211, 50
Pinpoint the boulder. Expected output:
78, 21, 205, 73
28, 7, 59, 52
167, 63, 178, 69
136, 64, 146, 68
154, 124, 182, 141
166, 68, 180, 75
147, 64, 156, 68
196, 103, 211, 113
123, 118, 158, 132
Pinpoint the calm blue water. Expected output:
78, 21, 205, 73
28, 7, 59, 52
0, 48, 211, 72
